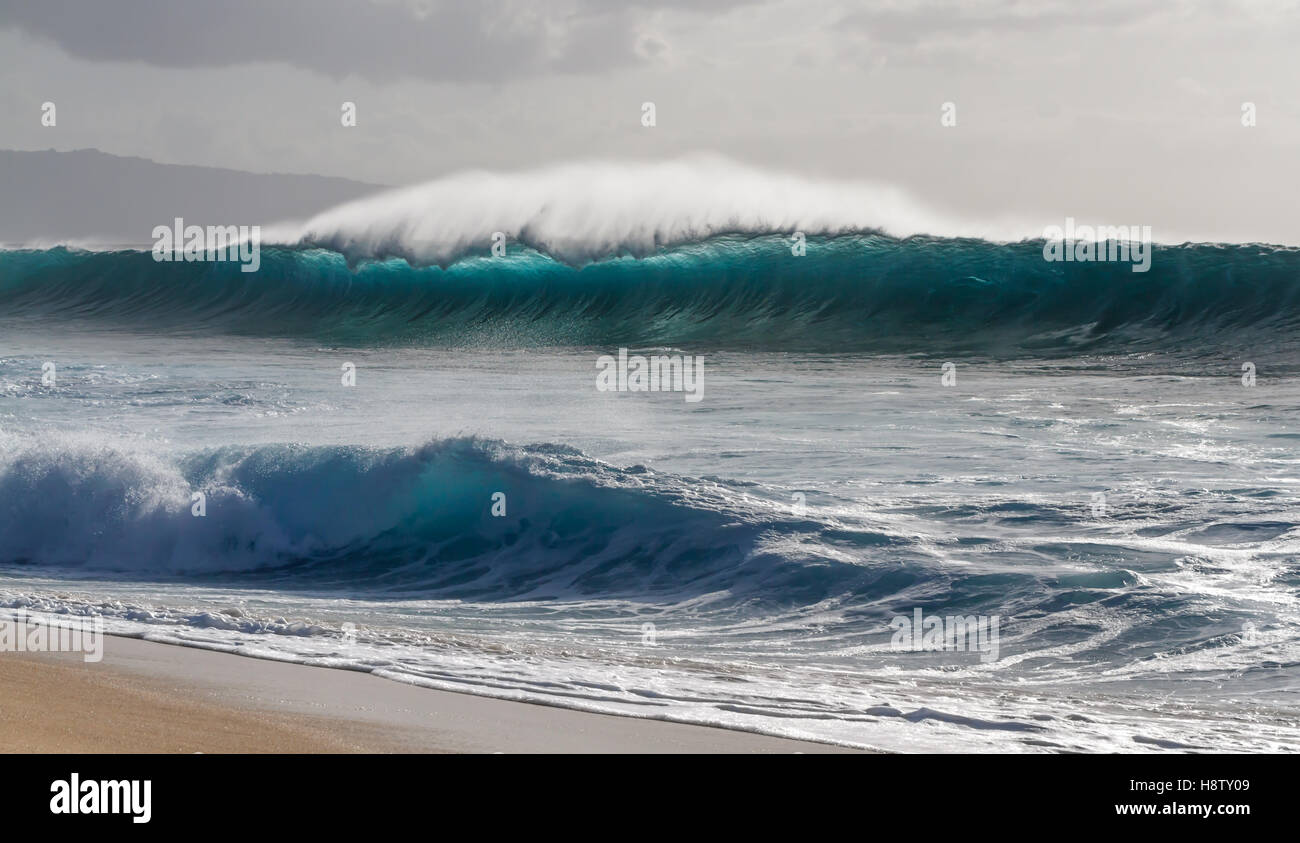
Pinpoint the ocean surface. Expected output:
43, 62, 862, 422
2, 192, 1298, 752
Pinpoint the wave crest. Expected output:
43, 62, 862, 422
266, 156, 1026, 266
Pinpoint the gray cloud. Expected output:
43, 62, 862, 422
0, 0, 689, 82
836, 0, 1169, 47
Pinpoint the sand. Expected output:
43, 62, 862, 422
0, 635, 862, 753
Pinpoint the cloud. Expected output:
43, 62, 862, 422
836, 0, 1168, 47
0, 0, 725, 83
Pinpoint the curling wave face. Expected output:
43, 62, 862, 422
3, 237, 1300, 356
0, 436, 930, 611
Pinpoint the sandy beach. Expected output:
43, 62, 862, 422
0, 635, 861, 753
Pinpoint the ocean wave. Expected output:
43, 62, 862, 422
0, 436, 902, 603
3, 235, 1299, 355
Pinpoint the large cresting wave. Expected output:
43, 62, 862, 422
2, 158, 1297, 355
3, 237, 1299, 356
0, 436, 893, 604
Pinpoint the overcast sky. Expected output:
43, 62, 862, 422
1, 0, 1296, 243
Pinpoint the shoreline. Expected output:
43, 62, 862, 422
0, 634, 865, 753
